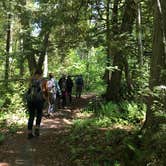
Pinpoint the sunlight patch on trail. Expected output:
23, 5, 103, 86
98, 124, 134, 132
62, 118, 72, 125
0, 163, 10, 166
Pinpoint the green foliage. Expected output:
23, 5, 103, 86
65, 100, 146, 166
0, 81, 27, 136
0, 81, 27, 111
49, 46, 106, 93
0, 99, 5, 108
86, 101, 146, 126
152, 85, 166, 113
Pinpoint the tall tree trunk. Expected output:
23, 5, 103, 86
137, 2, 143, 66
112, 0, 119, 34
140, 1, 166, 164
104, 0, 111, 85
144, 0, 166, 130
19, 0, 50, 75
104, 0, 119, 100
149, 2, 166, 88
43, 52, 48, 78
104, 0, 119, 84
106, 51, 124, 101
19, 38, 25, 77
37, 32, 50, 71
24, 33, 37, 75
19, 0, 37, 75
106, 0, 137, 101
85, 48, 90, 90
5, 13, 12, 82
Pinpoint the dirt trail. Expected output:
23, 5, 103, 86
0, 94, 96, 166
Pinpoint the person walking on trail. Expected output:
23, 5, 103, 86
75, 74, 84, 99
66, 75, 73, 104
47, 73, 61, 113
58, 75, 67, 107
26, 69, 46, 139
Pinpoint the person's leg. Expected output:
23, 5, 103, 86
48, 96, 56, 113
68, 89, 72, 103
48, 104, 54, 114
56, 95, 61, 108
35, 101, 43, 136
64, 91, 67, 106
78, 86, 82, 98
76, 86, 78, 98
48, 93, 54, 113
79, 86, 82, 98
27, 103, 35, 139
62, 92, 66, 107
52, 93, 57, 112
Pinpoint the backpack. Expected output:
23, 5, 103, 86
26, 79, 43, 102
47, 79, 56, 94
59, 78, 67, 92
76, 76, 83, 85
66, 78, 73, 89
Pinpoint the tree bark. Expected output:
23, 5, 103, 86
136, 2, 143, 66
106, 0, 137, 101
144, 0, 166, 130
140, 3, 166, 164
104, 0, 111, 85
19, 38, 25, 77
5, 13, 12, 82
37, 32, 50, 71
149, 0, 166, 88
106, 51, 124, 101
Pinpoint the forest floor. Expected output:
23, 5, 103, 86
0, 94, 135, 166
0, 94, 97, 166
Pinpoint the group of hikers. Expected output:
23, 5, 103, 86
25, 69, 84, 139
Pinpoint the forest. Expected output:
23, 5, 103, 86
0, 0, 165, 166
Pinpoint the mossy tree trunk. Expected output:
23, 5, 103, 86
106, 0, 137, 101
145, 0, 166, 131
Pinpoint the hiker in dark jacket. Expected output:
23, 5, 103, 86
75, 75, 84, 98
58, 75, 67, 107
66, 75, 73, 103
26, 69, 45, 139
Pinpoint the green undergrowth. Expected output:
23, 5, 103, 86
73, 101, 146, 131
0, 108, 27, 144
62, 101, 146, 165
0, 82, 27, 144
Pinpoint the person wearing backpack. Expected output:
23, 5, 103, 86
47, 73, 61, 113
66, 75, 73, 104
26, 69, 45, 139
75, 74, 84, 98
58, 75, 67, 107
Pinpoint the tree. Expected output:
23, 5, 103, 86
18, 0, 51, 75
136, 1, 143, 66
140, 0, 166, 164
105, 0, 137, 101
144, 0, 166, 132
1, 1, 14, 82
